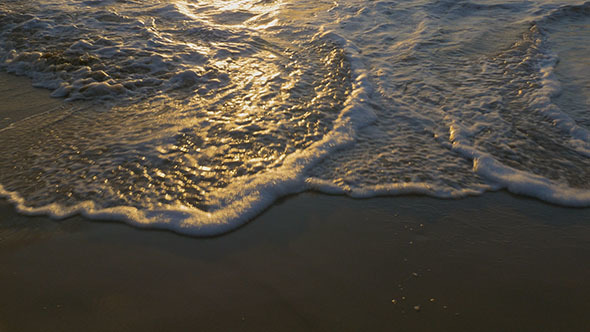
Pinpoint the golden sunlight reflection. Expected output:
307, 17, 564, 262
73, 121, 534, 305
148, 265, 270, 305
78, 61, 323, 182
122, 49, 300, 208
174, 0, 282, 29
0, 0, 351, 214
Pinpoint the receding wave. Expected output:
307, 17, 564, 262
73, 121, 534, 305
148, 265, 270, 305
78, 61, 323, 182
1, 0, 589, 235
307, 0, 590, 206
0, 0, 373, 235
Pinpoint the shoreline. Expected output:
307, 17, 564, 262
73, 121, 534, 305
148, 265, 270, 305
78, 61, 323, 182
2, 72, 590, 331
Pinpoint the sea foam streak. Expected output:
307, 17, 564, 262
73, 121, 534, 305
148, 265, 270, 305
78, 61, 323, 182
1, 0, 590, 235
0, 0, 374, 235
307, 0, 590, 205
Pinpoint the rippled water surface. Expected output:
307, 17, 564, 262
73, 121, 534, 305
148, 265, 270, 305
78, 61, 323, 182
1, 0, 589, 235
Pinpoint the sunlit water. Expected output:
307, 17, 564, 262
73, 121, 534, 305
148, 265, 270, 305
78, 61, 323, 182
1, 0, 589, 235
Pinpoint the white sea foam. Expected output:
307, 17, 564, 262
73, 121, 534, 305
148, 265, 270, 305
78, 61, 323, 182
448, 115, 590, 207
0, 37, 374, 235
306, 0, 590, 207
0, 0, 376, 235
1, 0, 590, 235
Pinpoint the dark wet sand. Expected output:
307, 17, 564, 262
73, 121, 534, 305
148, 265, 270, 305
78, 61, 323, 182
1, 73, 590, 331
0, 73, 61, 129
2, 193, 590, 331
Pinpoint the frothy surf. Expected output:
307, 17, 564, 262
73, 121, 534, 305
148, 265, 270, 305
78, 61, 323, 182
1, 0, 589, 235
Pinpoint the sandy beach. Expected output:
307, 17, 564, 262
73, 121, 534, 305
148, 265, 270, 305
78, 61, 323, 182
2, 74, 590, 331
2, 191, 590, 331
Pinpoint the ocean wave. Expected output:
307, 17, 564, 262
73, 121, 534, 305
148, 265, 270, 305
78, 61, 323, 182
306, 0, 590, 207
0, 0, 377, 235
0, 0, 589, 235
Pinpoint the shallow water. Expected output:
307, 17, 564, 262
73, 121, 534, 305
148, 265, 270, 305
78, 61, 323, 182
1, 0, 589, 235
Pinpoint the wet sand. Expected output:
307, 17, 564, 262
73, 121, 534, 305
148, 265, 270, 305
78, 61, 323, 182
0, 73, 61, 129
1, 73, 590, 331
2, 192, 590, 331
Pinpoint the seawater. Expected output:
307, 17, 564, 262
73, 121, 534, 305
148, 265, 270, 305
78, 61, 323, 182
0, 0, 589, 235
